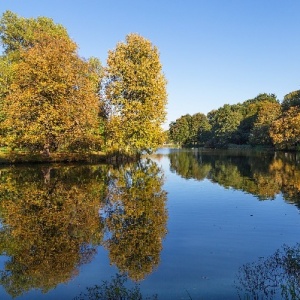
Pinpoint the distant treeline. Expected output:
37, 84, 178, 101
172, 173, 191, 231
168, 91, 300, 150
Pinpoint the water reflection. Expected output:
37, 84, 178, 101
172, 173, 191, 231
0, 165, 107, 297
236, 243, 300, 300
74, 273, 158, 300
169, 149, 300, 203
101, 160, 167, 281
0, 159, 167, 297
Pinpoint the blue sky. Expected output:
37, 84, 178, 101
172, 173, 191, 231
1, 0, 300, 129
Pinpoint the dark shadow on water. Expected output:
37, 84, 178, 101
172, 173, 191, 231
235, 243, 300, 300
73, 273, 158, 300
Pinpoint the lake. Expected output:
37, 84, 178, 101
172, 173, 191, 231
1, 148, 300, 299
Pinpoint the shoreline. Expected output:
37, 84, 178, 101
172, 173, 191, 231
0, 151, 107, 165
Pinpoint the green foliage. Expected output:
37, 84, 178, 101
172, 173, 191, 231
0, 10, 68, 59
168, 113, 211, 146
282, 90, 300, 112
208, 104, 243, 147
168, 114, 191, 145
169, 93, 282, 149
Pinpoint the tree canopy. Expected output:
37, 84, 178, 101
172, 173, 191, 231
104, 33, 167, 156
0, 11, 167, 159
168, 92, 300, 151
1, 31, 102, 154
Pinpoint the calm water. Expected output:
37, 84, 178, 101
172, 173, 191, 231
1, 148, 300, 299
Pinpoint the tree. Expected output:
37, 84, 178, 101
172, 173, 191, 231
208, 104, 243, 147
104, 33, 167, 156
0, 56, 13, 133
168, 114, 191, 145
234, 93, 279, 145
269, 91, 300, 150
270, 106, 300, 150
249, 100, 281, 146
168, 113, 211, 146
281, 90, 300, 112
0, 10, 68, 60
192, 113, 211, 145
0, 30, 102, 154
0, 10, 69, 103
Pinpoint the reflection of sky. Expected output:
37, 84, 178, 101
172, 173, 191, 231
144, 150, 300, 299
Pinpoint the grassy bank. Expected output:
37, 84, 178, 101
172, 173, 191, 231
0, 148, 107, 164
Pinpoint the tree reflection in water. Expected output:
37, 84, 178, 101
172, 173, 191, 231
169, 149, 300, 204
101, 158, 168, 281
236, 243, 300, 300
74, 273, 158, 300
0, 164, 107, 297
0, 159, 167, 297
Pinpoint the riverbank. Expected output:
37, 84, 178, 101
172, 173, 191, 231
0, 150, 107, 164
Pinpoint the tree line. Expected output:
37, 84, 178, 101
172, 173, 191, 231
168, 91, 300, 150
0, 11, 167, 158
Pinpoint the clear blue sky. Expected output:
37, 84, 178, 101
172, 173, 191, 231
1, 0, 300, 129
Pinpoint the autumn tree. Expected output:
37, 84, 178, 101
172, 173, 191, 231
0, 32, 102, 154
104, 33, 167, 156
249, 100, 281, 146
269, 90, 300, 150
270, 106, 300, 150
0, 11, 102, 155
0, 10, 69, 126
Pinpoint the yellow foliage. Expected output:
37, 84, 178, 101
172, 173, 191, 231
104, 33, 167, 156
102, 159, 168, 281
1, 31, 102, 154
